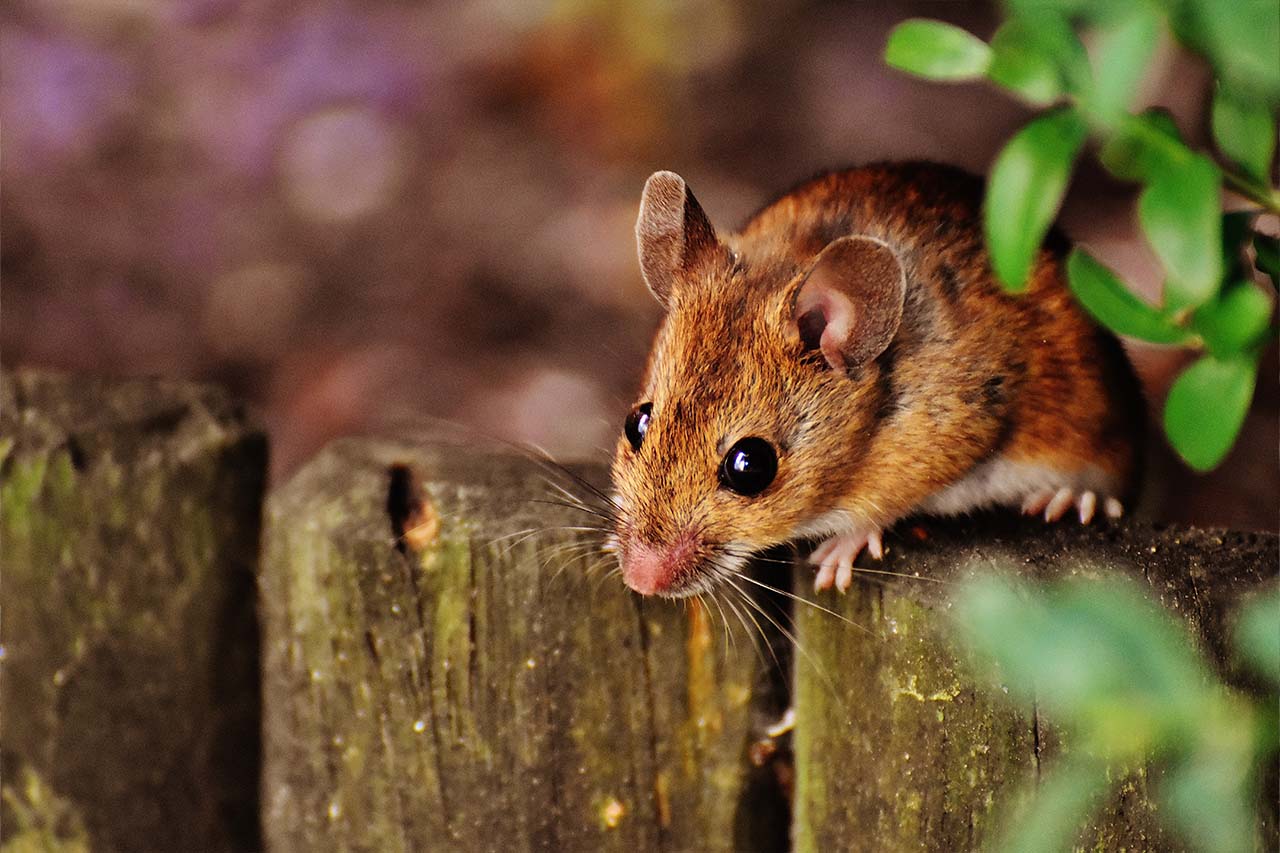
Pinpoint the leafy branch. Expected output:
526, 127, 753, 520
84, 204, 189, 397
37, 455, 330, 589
885, 0, 1278, 470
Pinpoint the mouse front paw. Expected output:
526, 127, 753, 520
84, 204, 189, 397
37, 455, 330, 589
1021, 488, 1124, 524
808, 528, 885, 593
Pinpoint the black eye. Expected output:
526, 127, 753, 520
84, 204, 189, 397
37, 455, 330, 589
625, 403, 653, 450
719, 437, 778, 496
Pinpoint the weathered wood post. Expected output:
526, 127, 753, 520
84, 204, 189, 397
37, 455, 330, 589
5, 371, 1274, 851
0, 370, 267, 851
261, 436, 791, 851
791, 515, 1278, 851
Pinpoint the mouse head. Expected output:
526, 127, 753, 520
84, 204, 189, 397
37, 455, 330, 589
611, 171, 906, 597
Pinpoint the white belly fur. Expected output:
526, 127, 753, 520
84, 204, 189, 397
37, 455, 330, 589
918, 456, 1117, 517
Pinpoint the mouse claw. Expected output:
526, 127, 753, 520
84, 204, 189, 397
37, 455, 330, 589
809, 528, 884, 593
1077, 491, 1097, 524
1024, 486, 1125, 525
835, 556, 854, 593
867, 531, 884, 560
813, 560, 838, 593
1043, 487, 1075, 522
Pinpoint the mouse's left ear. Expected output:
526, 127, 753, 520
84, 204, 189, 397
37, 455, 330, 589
636, 171, 721, 308
791, 236, 906, 371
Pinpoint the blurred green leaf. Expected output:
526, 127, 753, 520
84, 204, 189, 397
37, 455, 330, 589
1099, 109, 1186, 182
1162, 730, 1258, 853
987, 22, 1061, 104
992, 755, 1109, 853
1166, 0, 1280, 106
955, 574, 1209, 752
1193, 281, 1274, 356
1138, 155, 1223, 309
885, 20, 992, 80
1003, 0, 1138, 27
953, 577, 1047, 702
1234, 585, 1280, 684
955, 567, 1277, 853
1067, 250, 1189, 343
1044, 580, 1211, 720
1256, 234, 1280, 288
988, 16, 1090, 104
1085, 8, 1161, 126
985, 108, 1087, 290
1212, 87, 1277, 183
1163, 353, 1259, 470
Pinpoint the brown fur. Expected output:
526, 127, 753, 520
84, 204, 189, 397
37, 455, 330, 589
612, 162, 1143, 592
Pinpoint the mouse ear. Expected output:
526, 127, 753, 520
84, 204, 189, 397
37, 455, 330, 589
792, 236, 906, 372
636, 171, 720, 308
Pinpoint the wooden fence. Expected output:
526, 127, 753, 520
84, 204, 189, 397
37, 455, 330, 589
2, 371, 1275, 851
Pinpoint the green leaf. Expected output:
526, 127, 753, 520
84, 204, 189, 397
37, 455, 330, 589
985, 108, 1087, 291
1099, 110, 1186, 182
1166, 0, 1280, 106
1162, 734, 1259, 853
1046, 580, 1211, 720
1067, 250, 1189, 344
885, 20, 992, 80
1193, 281, 1274, 356
987, 22, 1061, 104
1138, 155, 1223, 309
1003, 0, 1138, 27
953, 577, 1046, 703
1212, 87, 1278, 183
992, 756, 1109, 853
987, 16, 1090, 104
1234, 585, 1280, 684
954, 575, 1210, 745
1084, 8, 1161, 127
1163, 353, 1259, 471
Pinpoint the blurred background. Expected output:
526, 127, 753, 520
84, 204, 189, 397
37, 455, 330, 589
2, 0, 1275, 529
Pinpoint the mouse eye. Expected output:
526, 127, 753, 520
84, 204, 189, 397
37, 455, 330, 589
719, 437, 778, 496
624, 402, 653, 450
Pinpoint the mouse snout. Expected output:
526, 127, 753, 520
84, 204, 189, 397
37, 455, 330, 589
620, 533, 701, 596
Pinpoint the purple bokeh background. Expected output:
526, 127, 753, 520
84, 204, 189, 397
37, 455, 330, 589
3, 1, 1275, 530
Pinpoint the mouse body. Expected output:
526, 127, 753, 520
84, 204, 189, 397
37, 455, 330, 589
611, 163, 1143, 597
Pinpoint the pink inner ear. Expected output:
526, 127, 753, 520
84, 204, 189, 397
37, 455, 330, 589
795, 284, 855, 370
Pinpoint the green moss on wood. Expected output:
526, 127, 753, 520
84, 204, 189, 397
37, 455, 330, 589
0, 370, 266, 852
792, 518, 1277, 852
0, 764, 90, 853
262, 438, 775, 852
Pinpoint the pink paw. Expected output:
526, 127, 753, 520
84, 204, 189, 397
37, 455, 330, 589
1021, 488, 1123, 524
808, 528, 885, 593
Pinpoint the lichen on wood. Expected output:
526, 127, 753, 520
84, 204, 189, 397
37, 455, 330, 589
791, 514, 1278, 852
6, 370, 1274, 851
0, 370, 266, 852
261, 436, 786, 852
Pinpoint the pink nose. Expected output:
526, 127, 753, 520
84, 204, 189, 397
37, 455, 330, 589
621, 536, 698, 596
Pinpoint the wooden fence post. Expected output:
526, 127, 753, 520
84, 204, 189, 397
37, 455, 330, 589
0, 370, 267, 851
791, 515, 1278, 852
261, 436, 790, 852
5, 370, 1274, 851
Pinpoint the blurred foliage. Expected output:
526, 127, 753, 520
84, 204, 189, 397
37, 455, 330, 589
954, 573, 1279, 853
0, 765, 91, 853
885, 0, 1278, 472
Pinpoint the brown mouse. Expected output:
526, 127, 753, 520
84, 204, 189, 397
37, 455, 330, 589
608, 163, 1144, 598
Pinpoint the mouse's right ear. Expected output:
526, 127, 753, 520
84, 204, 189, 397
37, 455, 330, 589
636, 171, 719, 308
791, 236, 906, 372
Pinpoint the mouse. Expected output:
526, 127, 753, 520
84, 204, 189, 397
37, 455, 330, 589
609, 162, 1144, 597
